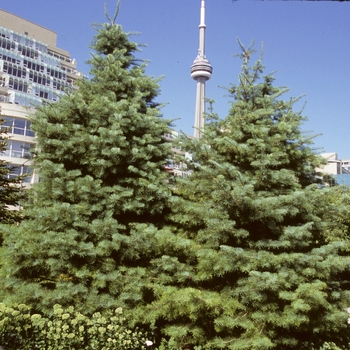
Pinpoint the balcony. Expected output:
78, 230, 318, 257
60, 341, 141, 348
0, 85, 8, 96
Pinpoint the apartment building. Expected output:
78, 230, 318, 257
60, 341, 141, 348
0, 9, 83, 186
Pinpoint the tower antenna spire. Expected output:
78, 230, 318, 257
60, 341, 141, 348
190, 0, 212, 138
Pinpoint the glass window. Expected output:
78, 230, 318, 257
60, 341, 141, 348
7, 163, 32, 183
9, 77, 28, 93
26, 121, 35, 137
2, 117, 35, 137
13, 118, 25, 135
12, 91, 42, 107
11, 141, 23, 157
3, 140, 33, 159
2, 117, 12, 129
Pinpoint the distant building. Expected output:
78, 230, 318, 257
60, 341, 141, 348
319, 153, 350, 175
163, 130, 192, 178
318, 152, 350, 186
319, 153, 342, 175
0, 9, 83, 187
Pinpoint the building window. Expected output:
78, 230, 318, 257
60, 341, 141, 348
3, 62, 27, 79
39, 90, 48, 99
17, 44, 38, 60
0, 37, 15, 51
3, 140, 32, 159
0, 52, 18, 64
47, 67, 65, 80
8, 77, 28, 93
24, 59, 45, 73
7, 163, 31, 183
2, 116, 35, 137
29, 71, 49, 86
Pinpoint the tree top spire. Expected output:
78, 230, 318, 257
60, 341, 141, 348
104, 1, 120, 26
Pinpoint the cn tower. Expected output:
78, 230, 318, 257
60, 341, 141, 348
190, 0, 212, 138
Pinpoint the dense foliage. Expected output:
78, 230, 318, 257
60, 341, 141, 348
0, 114, 26, 225
0, 7, 349, 350
0, 9, 171, 314
321, 185, 350, 242
128, 42, 350, 349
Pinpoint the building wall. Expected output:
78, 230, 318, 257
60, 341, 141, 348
318, 152, 350, 186
0, 9, 57, 46
340, 158, 350, 174
0, 103, 37, 187
318, 153, 350, 176
318, 152, 340, 175
0, 9, 82, 187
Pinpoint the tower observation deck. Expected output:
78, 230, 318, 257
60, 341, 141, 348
190, 0, 212, 138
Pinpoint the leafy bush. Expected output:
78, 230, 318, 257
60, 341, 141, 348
0, 303, 151, 350
0, 303, 347, 350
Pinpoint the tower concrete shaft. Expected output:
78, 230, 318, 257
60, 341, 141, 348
190, 0, 212, 138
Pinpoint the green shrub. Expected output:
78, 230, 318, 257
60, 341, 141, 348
0, 303, 347, 350
0, 303, 151, 350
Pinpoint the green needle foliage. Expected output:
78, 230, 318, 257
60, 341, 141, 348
0, 7, 172, 314
135, 41, 350, 349
321, 185, 350, 242
0, 113, 26, 225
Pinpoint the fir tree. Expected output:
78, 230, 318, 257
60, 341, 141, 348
0, 113, 26, 225
134, 42, 350, 349
0, 5, 172, 314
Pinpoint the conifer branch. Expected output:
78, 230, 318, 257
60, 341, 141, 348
104, 0, 121, 26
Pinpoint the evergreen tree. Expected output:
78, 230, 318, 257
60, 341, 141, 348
321, 185, 350, 242
0, 113, 26, 225
0, 6, 172, 314
134, 42, 350, 349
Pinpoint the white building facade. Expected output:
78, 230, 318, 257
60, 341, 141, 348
0, 9, 82, 187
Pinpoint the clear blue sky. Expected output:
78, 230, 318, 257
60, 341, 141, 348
2, 1, 350, 158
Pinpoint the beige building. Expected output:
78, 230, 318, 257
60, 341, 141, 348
0, 9, 83, 187
318, 153, 350, 176
318, 153, 341, 176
